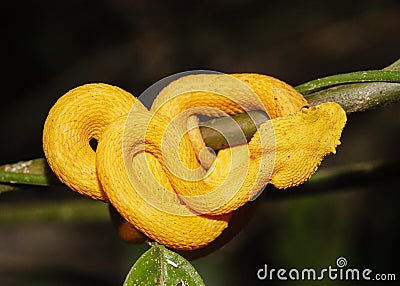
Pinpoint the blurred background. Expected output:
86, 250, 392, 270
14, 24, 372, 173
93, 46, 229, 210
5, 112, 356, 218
1, 0, 399, 285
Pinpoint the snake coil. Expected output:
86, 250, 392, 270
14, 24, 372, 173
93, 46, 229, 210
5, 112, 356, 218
43, 73, 346, 250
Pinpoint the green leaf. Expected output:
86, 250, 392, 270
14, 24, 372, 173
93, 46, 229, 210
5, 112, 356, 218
124, 243, 205, 286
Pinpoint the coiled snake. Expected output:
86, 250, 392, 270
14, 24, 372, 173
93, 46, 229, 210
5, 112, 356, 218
43, 73, 346, 250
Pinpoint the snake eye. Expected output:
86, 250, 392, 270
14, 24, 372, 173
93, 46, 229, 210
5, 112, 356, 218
301, 106, 310, 111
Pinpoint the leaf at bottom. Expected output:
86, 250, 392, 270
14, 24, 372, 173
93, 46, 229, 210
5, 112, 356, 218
124, 243, 205, 286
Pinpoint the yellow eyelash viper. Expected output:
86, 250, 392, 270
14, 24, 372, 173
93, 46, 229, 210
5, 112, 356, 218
43, 73, 346, 250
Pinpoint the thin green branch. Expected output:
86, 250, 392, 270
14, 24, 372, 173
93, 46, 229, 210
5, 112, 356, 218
296, 70, 400, 95
304, 59, 400, 113
0, 158, 60, 192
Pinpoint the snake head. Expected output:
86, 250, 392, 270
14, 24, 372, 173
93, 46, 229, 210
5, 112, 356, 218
267, 101, 347, 188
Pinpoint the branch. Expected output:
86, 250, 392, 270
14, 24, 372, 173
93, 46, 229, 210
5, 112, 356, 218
296, 70, 400, 95
0, 158, 60, 193
304, 59, 400, 113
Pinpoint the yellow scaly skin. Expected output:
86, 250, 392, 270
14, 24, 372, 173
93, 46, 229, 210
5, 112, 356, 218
43, 74, 346, 250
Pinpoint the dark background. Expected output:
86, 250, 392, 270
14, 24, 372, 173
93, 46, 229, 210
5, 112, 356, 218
1, 0, 399, 285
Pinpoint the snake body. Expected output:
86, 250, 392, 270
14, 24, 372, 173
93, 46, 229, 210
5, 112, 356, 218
43, 74, 346, 250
